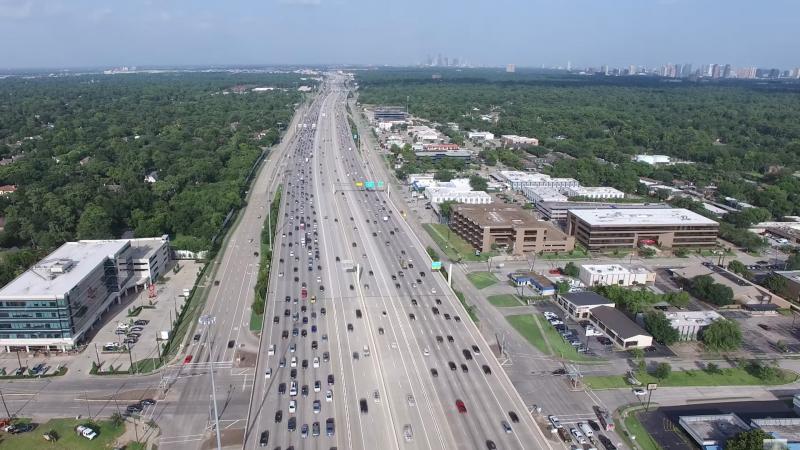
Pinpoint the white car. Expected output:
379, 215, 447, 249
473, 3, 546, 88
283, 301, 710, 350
278, 272, 284, 277
265, 368, 272, 379
290, 357, 297, 368
570, 428, 584, 439
313, 357, 320, 368
406, 394, 416, 406
423, 347, 430, 356
76, 425, 97, 440
289, 400, 296, 413
268, 345, 275, 356
325, 390, 333, 402
633, 388, 647, 396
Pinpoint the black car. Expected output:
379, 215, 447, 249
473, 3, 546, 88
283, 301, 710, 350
259, 430, 269, 446
288, 417, 296, 432
278, 383, 286, 395
431, 368, 438, 377
359, 398, 368, 414
482, 365, 492, 375
509, 411, 519, 423
140, 398, 156, 406
227, 340, 235, 348
126, 404, 143, 414
328, 374, 334, 385
275, 410, 283, 423
448, 361, 456, 371
193, 333, 201, 342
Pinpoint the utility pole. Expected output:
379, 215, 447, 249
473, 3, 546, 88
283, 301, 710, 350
199, 315, 222, 450
94, 343, 100, 367
127, 344, 135, 374
267, 205, 272, 251
0, 389, 11, 419
15, 351, 22, 370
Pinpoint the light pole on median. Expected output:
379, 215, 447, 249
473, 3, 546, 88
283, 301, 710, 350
199, 314, 222, 450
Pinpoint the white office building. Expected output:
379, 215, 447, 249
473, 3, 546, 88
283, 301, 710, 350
635, 155, 672, 165
500, 171, 580, 191
423, 178, 492, 205
522, 186, 567, 203
564, 186, 625, 199
501, 135, 539, 147
579, 264, 656, 287
666, 310, 722, 341
467, 131, 495, 141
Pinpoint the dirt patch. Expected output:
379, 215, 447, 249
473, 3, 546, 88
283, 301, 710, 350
235, 350, 257, 368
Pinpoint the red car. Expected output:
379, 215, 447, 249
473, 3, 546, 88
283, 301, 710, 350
183, 355, 193, 364
301, 288, 308, 299
456, 400, 467, 414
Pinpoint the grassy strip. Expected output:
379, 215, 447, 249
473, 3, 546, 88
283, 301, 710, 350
585, 367, 798, 389
422, 223, 497, 262
466, 271, 498, 289
619, 409, 662, 450
251, 186, 282, 332
0, 418, 125, 449
506, 314, 550, 355
487, 294, 525, 307
454, 290, 479, 323
536, 314, 598, 362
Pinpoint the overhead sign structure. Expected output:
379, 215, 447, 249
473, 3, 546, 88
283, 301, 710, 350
431, 261, 442, 270
364, 181, 375, 190
377, 181, 384, 188
355, 181, 364, 187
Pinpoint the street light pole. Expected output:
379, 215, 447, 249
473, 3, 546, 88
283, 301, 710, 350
0, 389, 11, 419
199, 315, 222, 450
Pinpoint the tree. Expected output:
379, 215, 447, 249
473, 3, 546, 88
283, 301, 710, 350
643, 311, 680, 345
562, 262, 579, 278
689, 275, 734, 306
763, 272, 788, 295
469, 175, 488, 191
438, 200, 457, 221
701, 319, 742, 351
639, 247, 656, 258
110, 411, 125, 427
653, 362, 671, 380
556, 280, 570, 294
434, 169, 455, 182
664, 291, 690, 309
725, 429, 771, 450
76, 204, 113, 240
44, 429, 59, 442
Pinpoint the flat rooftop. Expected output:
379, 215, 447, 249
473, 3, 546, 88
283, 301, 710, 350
680, 414, 750, 446
561, 291, 615, 307
581, 264, 652, 275
590, 305, 650, 339
452, 204, 543, 228
751, 418, 800, 442
0, 240, 130, 300
666, 310, 723, 327
569, 208, 719, 227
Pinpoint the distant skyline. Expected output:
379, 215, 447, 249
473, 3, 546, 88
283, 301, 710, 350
0, 0, 797, 70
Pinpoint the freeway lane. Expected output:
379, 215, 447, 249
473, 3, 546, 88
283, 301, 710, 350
246, 74, 556, 450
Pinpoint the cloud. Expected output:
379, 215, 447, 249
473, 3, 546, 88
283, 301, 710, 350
0, 0, 33, 19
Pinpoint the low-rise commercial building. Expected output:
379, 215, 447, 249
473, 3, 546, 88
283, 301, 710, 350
679, 414, 751, 450
508, 272, 556, 296
373, 107, 408, 122
556, 292, 615, 320
522, 186, 567, 203
666, 310, 723, 341
449, 204, 574, 256
501, 135, 539, 148
421, 178, 492, 205
563, 186, 625, 200
468, 131, 495, 141
635, 154, 672, 165
414, 151, 471, 161
588, 306, 653, 349
534, 201, 668, 222
0, 236, 170, 352
567, 208, 719, 250
579, 264, 655, 287
500, 171, 580, 191
775, 270, 800, 299
670, 264, 791, 309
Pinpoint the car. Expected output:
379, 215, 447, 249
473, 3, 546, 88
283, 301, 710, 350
282, 330, 289, 339
227, 340, 235, 348
313, 399, 321, 414
323, 351, 330, 362
423, 347, 430, 356
326, 418, 335, 436
462, 349, 472, 360
409, 313, 416, 321
549, 415, 562, 429
76, 425, 97, 440
347, 323, 354, 332
328, 374, 335, 385
571, 427, 584, 439
289, 400, 296, 413
290, 368, 297, 379
134, 320, 149, 326
183, 355, 193, 364
359, 398, 368, 414
126, 404, 143, 414
460, 364, 468, 373
313, 357, 320, 368
302, 385, 309, 396
275, 410, 283, 423
140, 398, 156, 406
455, 399, 467, 413
403, 424, 414, 442
259, 430, 269, 447
436, 335, 443, 343
353, 351, 360, 360
288, 417, 296, 432
373, 389, 381, 403
486, 440, 497, 450
432, 307, 439, 315
265, 368, 272, 378
312, 421, 320, 437
314, 380, 321, 392
758, 323, 771, 331
501, 420, 512, 433
278, 383, 286, 395
378, 327, 384, 335
431, 368, 438, 377
633, 388, 647, 396
448, 361, 456, 371
447, 335, 454, 343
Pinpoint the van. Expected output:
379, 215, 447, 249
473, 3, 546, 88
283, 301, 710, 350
579, 422, 594, 437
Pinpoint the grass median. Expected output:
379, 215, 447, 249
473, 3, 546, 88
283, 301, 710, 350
586, 366, 798, 389
467, 271, 498, 289
507, 313, 599, 361
487, 294, 525, 307
0, 418, 125, 449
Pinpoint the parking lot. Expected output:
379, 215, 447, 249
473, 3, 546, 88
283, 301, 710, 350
90, 260, 203, 372
722, 310, 800, 355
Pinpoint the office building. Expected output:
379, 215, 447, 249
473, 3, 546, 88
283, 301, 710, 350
666, 310, 722, 341
467, 131, 495, 141
579, 264, 655, 287
522, 186, 567, 204
424, 178, 492, 205
449, 204, 574, 256
588, 306, 653, 349
635, 154, 672, 165
567, 208, 719, 250
556, 292, 615, 320
775, 270, 800, 299
0, 236, 170, 352
501, 135, 539, 148
508, 272, 556, 296
533, 201, 668, 222
500, 171, 580, 191
373, 107, 408, 122
414, 150, 471, 161
563, 186, 625, 200
679, 414, 750, 450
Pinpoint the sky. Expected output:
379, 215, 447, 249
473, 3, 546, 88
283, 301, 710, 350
0, 0, 797, 70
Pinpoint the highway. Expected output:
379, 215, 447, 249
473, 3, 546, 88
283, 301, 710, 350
245, 74, 554, 450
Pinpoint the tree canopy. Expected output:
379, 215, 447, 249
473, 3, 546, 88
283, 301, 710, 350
701, 319, 742, 351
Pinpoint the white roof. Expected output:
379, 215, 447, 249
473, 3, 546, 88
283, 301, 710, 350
565, 186, 624, 197
581, 264, 652, 275
666, 310, 722, 327
0, 240, 130, 300
569, 208, 718, 226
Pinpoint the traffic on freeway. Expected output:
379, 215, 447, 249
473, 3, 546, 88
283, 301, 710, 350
246, 74, 554, 450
